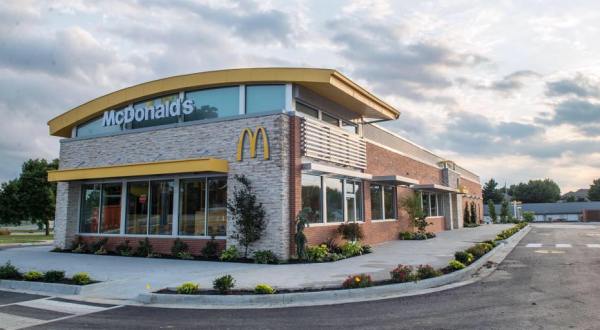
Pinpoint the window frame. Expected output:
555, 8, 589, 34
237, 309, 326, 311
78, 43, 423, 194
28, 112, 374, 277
77, 174, 228, 239
294, 100, 361, 136
370, 183, 397, 221
79, 182, 123, 235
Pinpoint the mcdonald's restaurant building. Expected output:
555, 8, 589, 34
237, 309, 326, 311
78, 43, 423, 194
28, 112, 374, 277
48, 68, 483, 260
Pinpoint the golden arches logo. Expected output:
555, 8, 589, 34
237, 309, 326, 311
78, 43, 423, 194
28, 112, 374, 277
236, 127, 270, 161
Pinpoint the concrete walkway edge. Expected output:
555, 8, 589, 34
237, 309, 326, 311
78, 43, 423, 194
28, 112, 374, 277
137, 225, 532, 309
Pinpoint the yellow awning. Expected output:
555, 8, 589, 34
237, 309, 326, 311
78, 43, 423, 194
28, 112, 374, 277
48, 158, 228, 182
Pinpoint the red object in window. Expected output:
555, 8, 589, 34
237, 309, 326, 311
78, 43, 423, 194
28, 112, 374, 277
139, 195, 147, 204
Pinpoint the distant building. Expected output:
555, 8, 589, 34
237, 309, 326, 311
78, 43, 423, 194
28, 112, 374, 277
561, 189, 590, 202
484, 201, 600, 222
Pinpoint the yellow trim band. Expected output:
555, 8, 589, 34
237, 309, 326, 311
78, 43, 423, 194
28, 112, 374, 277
236, 127, 270, 161
48, 158, 228, 182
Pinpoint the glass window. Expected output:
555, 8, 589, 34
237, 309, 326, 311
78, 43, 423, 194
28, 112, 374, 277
384, 185, 396, 219
126, 181, 149, 234
131, 94, 179, 129
345, 181, 363, 222
179, 179, 206, 236
422, 193, 431, 217
301, 174, 322, 223
100, 183, 122, 234
80, 184, 101, 233
325, 178, 343, 222
149, 180, 174, 235
246, 85, 286, 114
296, 102, 319, 118
355, 182, 363, 221
322, 113, 339, 126
342, 121, 358, 134
430, 194, 437, 216
76, 116, 122, 137
207, 177, 227, 236
184, 87, 239, 122
370, 184, 382, 220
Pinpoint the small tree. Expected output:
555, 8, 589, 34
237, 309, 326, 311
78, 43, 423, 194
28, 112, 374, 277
470, 202, 477, 224
401, 192, 428, 232
500, 200, 510, 223
589, 179, 600, 201
487, 199, 497, 223
227, 175, 266, 258
463, 203, 470, 225
522, 211, 535, 222
294, 207, 314, 260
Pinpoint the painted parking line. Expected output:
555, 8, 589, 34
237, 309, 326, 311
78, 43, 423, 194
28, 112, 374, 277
526, 243, 543, 248
555, 244, 572, 248
586, 244, 600, 248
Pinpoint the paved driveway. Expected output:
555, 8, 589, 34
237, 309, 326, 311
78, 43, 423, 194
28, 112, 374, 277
0, 224, 511, 300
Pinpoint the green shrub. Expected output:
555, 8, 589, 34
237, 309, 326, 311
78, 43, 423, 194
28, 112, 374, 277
213, 275, 235, 294
522, 211, 535, 222
136, 238, 153, 257
340, 241, 363, 257
116, 239, 132, 256
253, 250, 279, 264
398, 232, 414, 240
0, 261, 21, 279
43, 270, 65, 283
171, 238, 189, 257
454, 251, 474, 265
390, 264, 416, 283
425, 232, 436, 239
342, 273, 373, 289
337, 223, 364, 241
24, 271, 44, 281
71, 272, 92, 285
323, 238, 342, 254
254, 283, 275, 294
201, 237, 220, 259
91, 238, 109, 254
448, 260, 466, 271
416, 265, 442, 280
362, 245, 372, 254
176, 282, 200, 294
306, 244, 329, 262
465, 243, 492, 259
413, 232, 427, 240
325, 252, 344, 262
177, 252, 194, 260
219, 246, 239, 261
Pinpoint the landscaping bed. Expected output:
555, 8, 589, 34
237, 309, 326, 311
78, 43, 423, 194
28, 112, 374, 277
154, 223, 529, 297
0, 261, 96, 286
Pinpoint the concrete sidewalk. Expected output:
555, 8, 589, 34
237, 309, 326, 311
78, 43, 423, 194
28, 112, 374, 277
0, 224, 511, 300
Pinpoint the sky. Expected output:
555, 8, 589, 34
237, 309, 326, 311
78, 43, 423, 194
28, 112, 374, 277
0, 0, 599, 193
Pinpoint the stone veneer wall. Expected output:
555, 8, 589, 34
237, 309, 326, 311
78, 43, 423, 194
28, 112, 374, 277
53, 113, 291, 259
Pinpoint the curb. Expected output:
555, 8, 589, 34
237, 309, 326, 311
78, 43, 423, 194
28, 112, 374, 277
137, 225, 532, 309
0, 280, 83, 295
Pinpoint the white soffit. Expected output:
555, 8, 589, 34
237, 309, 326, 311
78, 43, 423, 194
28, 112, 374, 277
301, 162, 372, 180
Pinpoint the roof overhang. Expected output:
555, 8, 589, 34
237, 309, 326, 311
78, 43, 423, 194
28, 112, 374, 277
411, 184, 458, 193
48, 158, 228, 182
301, 162, 372, 180
372, 175, 419, 186
48, 68, 400, 137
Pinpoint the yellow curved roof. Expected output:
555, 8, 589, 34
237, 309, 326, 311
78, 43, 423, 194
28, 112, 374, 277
48, 67, 400, 137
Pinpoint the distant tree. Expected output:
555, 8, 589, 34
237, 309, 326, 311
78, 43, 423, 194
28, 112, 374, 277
589, 179, 600, 201
17, 159, 58, 235
0, 179, 24, 226
511, 179, 561, 203
463, 203, 470, 225
563, 195, 577, 203
227, 175, 266, 258
500, 200, 510, 223
522, 211, 535, 222
470, 202, 477, 224
482, 179, 503, 204
401, 192, 428, 232
487, 199, 497, 223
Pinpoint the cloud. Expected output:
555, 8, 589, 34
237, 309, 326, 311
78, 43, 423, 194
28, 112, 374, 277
474, 70, 540, 92
545, 73, 600, 98
541, 99, 600, 125
326, 18, 487, 101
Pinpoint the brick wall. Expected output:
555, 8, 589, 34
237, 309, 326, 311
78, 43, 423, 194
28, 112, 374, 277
78, 236, 226, 256
583, 210, 600, 222
460, 177, 484, 223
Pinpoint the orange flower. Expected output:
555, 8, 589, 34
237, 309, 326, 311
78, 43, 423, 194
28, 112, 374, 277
354, 276, 361, 283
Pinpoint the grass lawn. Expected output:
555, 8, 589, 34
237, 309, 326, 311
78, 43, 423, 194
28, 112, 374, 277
0, 234, 54, 244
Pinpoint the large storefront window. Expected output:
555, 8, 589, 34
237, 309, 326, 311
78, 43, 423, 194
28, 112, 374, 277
422, 193, 443, 217
126, 182, 149, 234
345, 181, 362, 222
179, 179, 206, 236
301, 174, 322, 223
207, 177, 227, 236
371, 184, 396, 220
246, 85, 285, 114
149, 180, 174, 235
325, 177, 343, 223
131, 94, 179, 129
100, 183, 122, 234
80, 184, 101, 233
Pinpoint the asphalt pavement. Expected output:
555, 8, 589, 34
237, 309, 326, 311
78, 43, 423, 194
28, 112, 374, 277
2, 223, 599, 329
